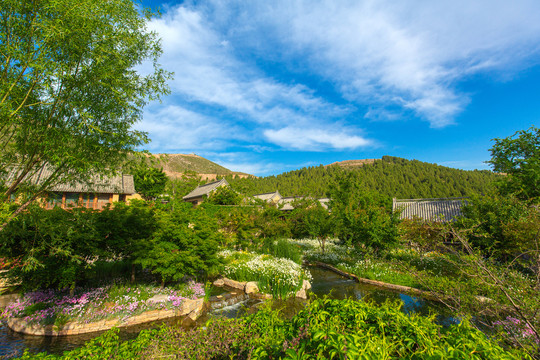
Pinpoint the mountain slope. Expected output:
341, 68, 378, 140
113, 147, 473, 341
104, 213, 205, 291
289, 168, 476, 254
146, 154, 251, 181
226, 156, 499, 199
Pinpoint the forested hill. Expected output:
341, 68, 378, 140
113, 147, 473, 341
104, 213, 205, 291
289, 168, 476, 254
225, 156, 499, 199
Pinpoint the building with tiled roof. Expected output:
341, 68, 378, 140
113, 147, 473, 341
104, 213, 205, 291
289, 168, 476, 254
3, 166, 140, 210
182, 178, 229, 205
252, 191, 282, 204
392, 197, 468, 222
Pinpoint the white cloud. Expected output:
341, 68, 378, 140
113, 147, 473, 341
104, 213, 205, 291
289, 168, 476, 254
203, 0, 540, 127
136, 104, 242, 152
264, 127, 372, 151
139, 0, 540, 157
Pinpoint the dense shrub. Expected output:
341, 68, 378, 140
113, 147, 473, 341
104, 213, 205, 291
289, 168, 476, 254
458, 193, 540, 261
135, 202, 222, 284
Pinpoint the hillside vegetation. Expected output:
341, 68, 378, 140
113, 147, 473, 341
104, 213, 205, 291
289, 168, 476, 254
225, 156, 499, 199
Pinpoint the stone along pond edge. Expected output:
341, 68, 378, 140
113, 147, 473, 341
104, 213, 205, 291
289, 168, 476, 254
3, 277, 312, 337
4, 297, 205, 337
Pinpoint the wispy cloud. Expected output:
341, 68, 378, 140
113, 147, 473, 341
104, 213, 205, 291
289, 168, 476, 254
202, 0, 540, 127
138, 0, 540, 169
143, 4, 372, 152
264, 127, 372, 151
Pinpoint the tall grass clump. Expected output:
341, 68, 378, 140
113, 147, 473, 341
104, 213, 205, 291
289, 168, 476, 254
261, 239, 302, 264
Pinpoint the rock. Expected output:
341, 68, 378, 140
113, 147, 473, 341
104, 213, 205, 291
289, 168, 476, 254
187, 299, 205, 320
147, 294, 169, 303
180, 298, 204, 316
245, 282, 259, 294
222, 278, 246, 291
213, 278, 225, 287
295, 288, 307, 299
252, 292, 272, 300
302, 280, 311, 291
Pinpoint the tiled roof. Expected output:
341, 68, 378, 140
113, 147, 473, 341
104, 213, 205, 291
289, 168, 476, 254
393, 197, 467, 222
3, 166, 136, 194
253, 191, 282, 201
182, 178, 229, 200
318, 198, 330, 210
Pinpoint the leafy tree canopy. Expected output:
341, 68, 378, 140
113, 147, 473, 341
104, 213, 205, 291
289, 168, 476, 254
207, 185, 242, 205
0, 0, 171, 229
487, 126, 540, 202
133, 166, 168, 201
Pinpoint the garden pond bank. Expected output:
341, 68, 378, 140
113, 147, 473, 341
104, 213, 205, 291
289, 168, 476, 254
1, 266, 463, 358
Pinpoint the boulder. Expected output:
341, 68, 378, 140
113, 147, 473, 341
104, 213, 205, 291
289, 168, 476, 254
302, 280, 311, 291
245, 282, 259, 294
187, 298, 205, 320
295, 288, 307, 299
213, 278, 225, 287
179, 298, 204, 316
222, 278, 246, 291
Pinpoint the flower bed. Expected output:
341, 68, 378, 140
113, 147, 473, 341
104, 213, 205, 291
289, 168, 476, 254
1, 282, 205, 329
219, 250, 311, 299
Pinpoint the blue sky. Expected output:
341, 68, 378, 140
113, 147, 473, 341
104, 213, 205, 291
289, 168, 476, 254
136, 0, 540, 176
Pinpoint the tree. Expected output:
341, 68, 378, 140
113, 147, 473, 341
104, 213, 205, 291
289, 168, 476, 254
207, 185, 242, 205
487, 126, 540, 202
133, 166, 168, 201
135, 203, 221, 285
328, 172, 399, 250
300, 201, 334, 253
0, 0, 171, 230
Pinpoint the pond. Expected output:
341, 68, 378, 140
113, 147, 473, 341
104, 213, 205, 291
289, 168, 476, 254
0, 267, 460, 358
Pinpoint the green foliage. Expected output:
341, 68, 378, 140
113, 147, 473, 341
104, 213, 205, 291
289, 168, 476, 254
261, 239, 303, 264
488, 126, 540, 202
227, 156, 497, 199
290, 200, 334, 253
206, 185, 242, 205
328, 173, 399, 250
0, 0, 171, 230
0, 205, 103, 290
0, 200, 157, 289
255, 206, 292, 240
132, 166, 168, 200
221, 250, 309, 299
398, 219, 450, 250
135, 202, 221, 284
458, 193, 540, 260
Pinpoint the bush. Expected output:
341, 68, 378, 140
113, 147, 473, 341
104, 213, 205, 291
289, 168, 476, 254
135, 203, 221, 284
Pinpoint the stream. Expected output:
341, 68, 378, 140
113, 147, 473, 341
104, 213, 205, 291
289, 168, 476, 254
1, 267, 460, 358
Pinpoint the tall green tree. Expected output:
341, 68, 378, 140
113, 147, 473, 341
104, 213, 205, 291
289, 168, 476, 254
133, 166, 168, 201
0, 0, 171, 230
487, 126, 540, 202
328, 172, 399, 250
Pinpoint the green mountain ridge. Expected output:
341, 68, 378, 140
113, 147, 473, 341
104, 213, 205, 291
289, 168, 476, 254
224, 156, 499, 199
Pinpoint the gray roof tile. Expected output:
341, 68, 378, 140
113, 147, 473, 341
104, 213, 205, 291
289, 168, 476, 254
393, 197, 467, 222
182, 179, 229, 200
